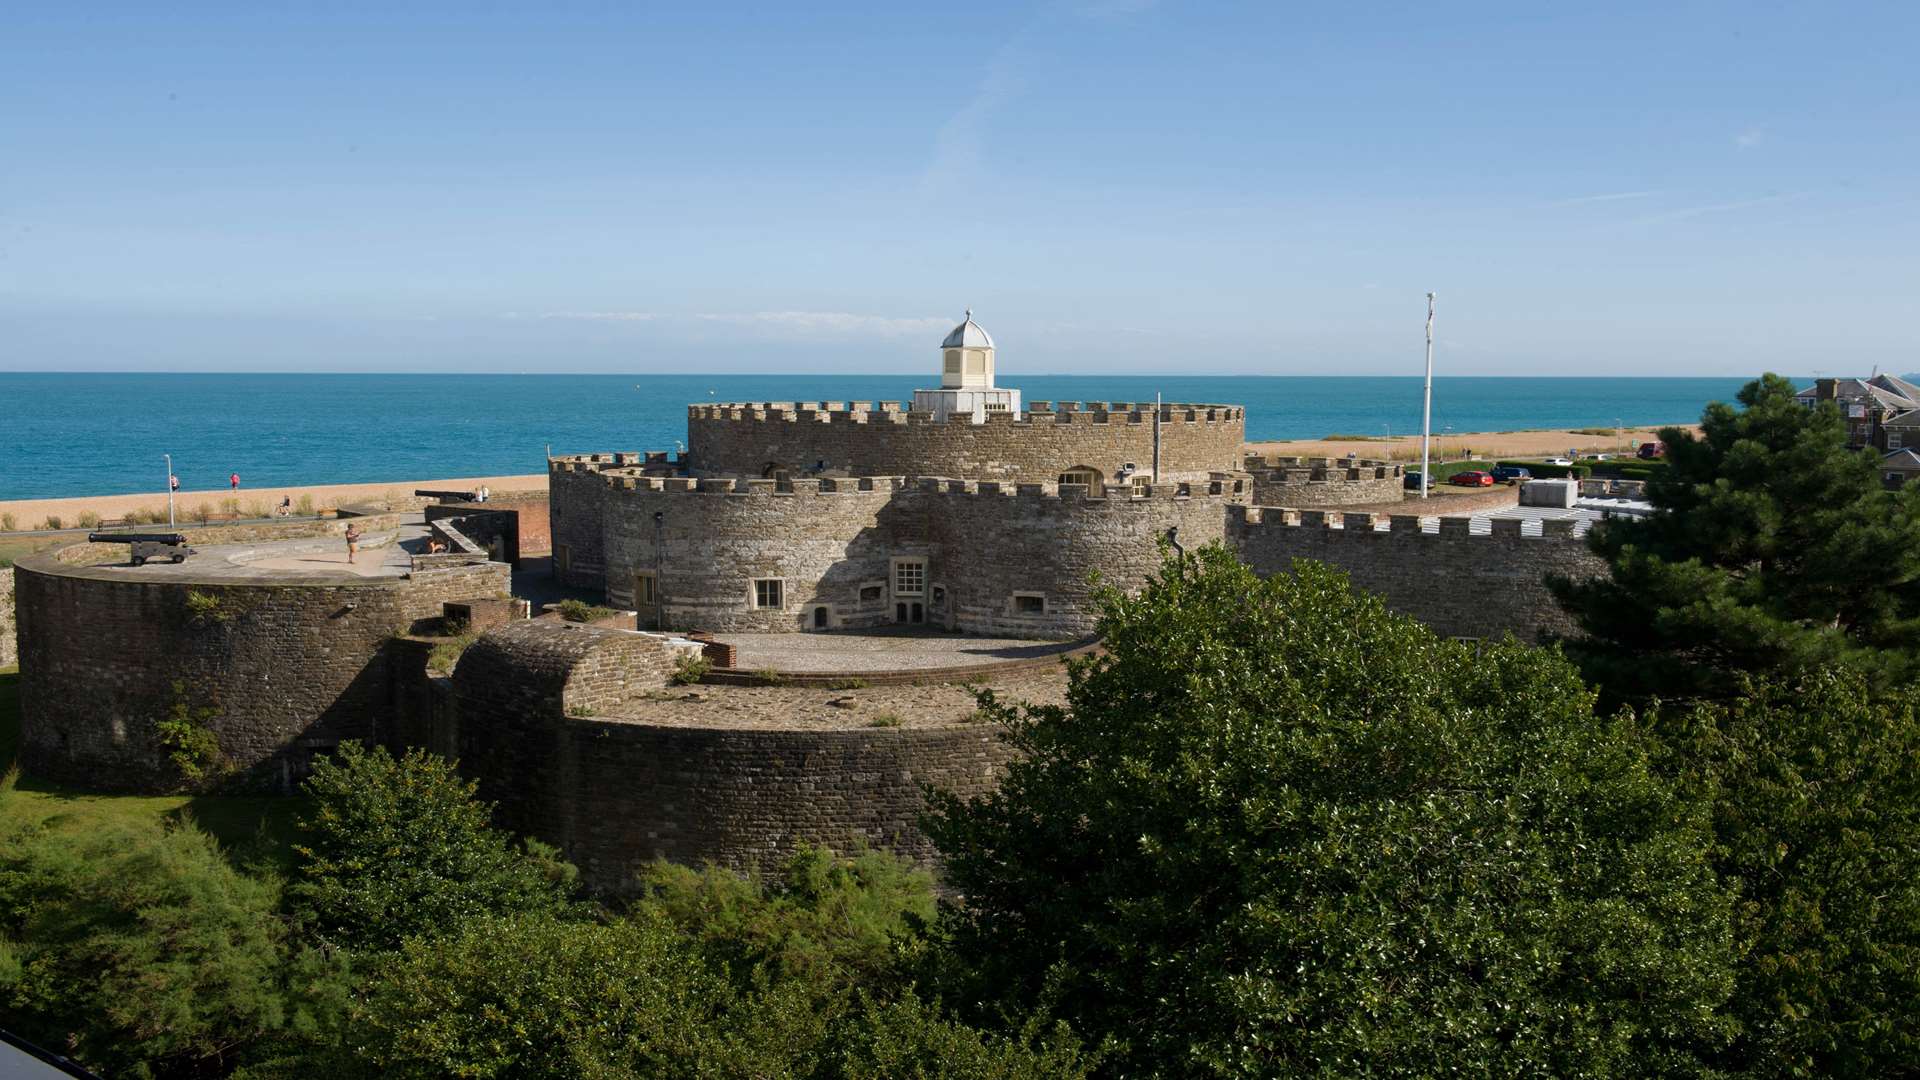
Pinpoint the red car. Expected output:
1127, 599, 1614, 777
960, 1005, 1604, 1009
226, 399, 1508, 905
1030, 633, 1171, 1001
1637, 441, 1665, 459
1449, 470, 1494, 487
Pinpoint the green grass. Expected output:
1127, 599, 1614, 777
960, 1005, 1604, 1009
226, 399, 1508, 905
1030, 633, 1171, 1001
0, 667, 303, 869
0, 534, 68, 568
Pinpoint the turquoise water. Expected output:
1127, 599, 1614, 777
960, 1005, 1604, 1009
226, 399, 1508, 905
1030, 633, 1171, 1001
0, 373, 1757, 501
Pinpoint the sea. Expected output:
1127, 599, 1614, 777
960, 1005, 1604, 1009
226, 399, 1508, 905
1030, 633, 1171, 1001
0, 373, 1759, 502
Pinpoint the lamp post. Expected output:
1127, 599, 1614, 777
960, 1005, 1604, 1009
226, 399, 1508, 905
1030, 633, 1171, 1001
1420, 293, 1436, 499
164, 453, 175, 527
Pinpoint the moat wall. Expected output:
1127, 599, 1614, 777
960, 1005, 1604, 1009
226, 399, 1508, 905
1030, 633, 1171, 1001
0, 568, 15, 669
1225, 506, 1603, 641
686, 401, 1244, 484
13, 552, 508, 793
451, 622, 1016, 892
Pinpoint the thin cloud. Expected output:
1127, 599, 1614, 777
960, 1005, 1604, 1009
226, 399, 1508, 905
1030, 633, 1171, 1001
1632, 192, 1803, 225
693, 311, 952, 338
1552, 190, 1659, 205
504, 311, 658, 322
1734, 126, 1767, 149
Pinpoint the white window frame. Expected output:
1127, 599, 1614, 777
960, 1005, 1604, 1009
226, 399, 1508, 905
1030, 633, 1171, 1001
1890, 431, 1905, 449
891, 557, 926, 597
751, 578, 785, 610
1011, 592, 1047, 616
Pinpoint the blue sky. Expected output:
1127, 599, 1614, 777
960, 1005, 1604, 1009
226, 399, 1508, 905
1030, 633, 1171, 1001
1, 1, 1914, 375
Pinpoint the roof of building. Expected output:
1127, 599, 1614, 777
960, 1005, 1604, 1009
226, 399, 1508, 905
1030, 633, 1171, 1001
941, 309, 994, 350
1883, 449, 1920, 471
1796, 377, 1920, 413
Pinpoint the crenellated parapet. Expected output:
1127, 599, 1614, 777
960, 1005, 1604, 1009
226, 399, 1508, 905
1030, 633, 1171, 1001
1244, 453, 1407, 508
688, 400, 1244, 425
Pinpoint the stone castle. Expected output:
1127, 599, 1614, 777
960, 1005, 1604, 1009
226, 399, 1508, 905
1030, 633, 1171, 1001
8, 313, 1603, 894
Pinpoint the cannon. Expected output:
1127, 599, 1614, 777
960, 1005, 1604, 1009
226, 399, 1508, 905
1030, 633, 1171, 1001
88, 532, 197, 566
414, 488, 478, 503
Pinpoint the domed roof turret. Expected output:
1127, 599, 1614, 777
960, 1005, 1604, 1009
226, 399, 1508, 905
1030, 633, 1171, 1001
942, 309, 994, 350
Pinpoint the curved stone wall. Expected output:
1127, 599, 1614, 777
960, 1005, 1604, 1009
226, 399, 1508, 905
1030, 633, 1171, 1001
581, 472, 1245, 636
13, 550, 508, 793
452, 622, 1017, 891
1225, 505, 1603, 641
1245, 454, 1406, 508
686, 400, 1244, 485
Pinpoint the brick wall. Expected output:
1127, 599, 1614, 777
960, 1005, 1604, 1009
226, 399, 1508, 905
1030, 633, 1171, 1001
451, 622, 1016, 892
549, 463, 612, 589
12, 552, 508, 793
1225, 506, 1604, 641
1246, 455, 1407, 508
686, 401, 1244, 484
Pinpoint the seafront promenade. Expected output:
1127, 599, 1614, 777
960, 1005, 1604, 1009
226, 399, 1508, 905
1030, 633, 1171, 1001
0, 473, 548, 532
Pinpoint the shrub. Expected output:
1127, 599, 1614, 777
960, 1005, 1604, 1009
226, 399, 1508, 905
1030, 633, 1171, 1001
184, 589, 230, 624
866, 712, 903, 727
290, 742, 577, 951
928, 548, 1737, 1077
553, 598, 617, 623
157, 679, 226, 783
0, 815, 344, 1078
220, 497, 242, 516
753, 668, 789, 686
671, 654, 714, 684
425, 632, 477, 676
75, 511, 100, 529
296, 494, 315, 516
1494, 458, 1592, 479
192, 502, 214, 523
40, 516, 62, 531
0, 512, 13, 531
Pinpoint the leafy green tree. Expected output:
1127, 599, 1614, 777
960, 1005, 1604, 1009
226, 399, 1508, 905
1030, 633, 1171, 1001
1643, 668, 1920, 1077
635, 843, 935, 990
290, 742, 576, 951
1554, 373, 1920, 703
0, 812, 348, 1079
822, 991, 1097, 1080
927, 548, 1737, 1078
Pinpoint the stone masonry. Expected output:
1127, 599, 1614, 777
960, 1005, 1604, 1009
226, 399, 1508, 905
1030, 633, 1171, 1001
1244, 454, 1406, 508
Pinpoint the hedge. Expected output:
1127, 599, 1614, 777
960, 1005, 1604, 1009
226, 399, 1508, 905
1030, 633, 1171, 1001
1494, 459, 1593, 480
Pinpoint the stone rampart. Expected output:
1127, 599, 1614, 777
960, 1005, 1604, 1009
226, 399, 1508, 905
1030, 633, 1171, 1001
1245, 454, 1406, 508
686, 400, 1244, 485
1224, 505, 1603, 641
451, 621, 1015, 892
587, 472, 1246, 636
0, 567, 14, 669
12, 551, 508, 793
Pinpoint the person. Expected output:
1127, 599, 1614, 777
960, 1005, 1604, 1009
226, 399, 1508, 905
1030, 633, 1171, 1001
169, 473, 180, 493
476, 484, 490, 503
344, 523, 361, 564
276, 496, 292, 517
229, 472, 240, 491
426, 536, 447, 554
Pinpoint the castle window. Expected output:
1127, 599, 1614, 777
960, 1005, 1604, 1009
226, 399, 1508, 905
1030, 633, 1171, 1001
752, 579, 784, 610
860, 584, 883, 604
892, 558, 926, 597
634, 571, 657, 606
1058, 466, 1103, 488
1891, 432, 1905, 449
930, 585, 946, 609
1012, 592, 1046, 615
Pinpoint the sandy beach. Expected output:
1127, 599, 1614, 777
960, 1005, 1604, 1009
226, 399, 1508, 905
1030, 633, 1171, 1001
1247, 424, 1696, 462
0, 474, 549, 532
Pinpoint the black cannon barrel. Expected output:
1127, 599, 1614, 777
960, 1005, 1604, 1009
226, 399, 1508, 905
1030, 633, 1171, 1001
414, 489, 477, 502
89, 532, 189, 546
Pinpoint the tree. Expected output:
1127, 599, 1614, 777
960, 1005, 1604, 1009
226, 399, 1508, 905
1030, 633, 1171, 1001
289, 742, 576, 952
927, 548, 1738, 1078
1554, 373, 1920, 704
0, 812, 347, 1079
1643, 668, 1920, 1077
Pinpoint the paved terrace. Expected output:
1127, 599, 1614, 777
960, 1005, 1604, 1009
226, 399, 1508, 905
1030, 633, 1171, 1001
717, 625, 1080, 673
70, 518, 433, 581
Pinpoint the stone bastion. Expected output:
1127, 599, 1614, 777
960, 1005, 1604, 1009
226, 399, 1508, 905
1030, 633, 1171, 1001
684, 400, 1244, 485
1243, 453, 1407, 508
13, 535, 509, 793
448, 621, 1019, 892
549, 465, 1251, 636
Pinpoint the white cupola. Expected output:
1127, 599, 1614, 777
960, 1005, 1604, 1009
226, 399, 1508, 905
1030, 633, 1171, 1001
914, 309, 1022, 421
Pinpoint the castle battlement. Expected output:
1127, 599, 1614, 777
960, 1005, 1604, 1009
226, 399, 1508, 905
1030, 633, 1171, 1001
1229, 503, 1582, 539
687, 401, 1243, 426
591, 470, 1248, 503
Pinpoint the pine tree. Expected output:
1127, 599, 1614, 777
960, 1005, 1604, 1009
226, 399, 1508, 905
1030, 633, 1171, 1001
1553, 373, 1920, 703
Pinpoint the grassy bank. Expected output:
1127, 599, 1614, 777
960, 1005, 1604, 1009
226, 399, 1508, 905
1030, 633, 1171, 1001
0, 667, 301, 868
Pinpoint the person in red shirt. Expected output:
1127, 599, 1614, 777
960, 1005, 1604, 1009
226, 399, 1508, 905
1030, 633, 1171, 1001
229, 472, 240, 491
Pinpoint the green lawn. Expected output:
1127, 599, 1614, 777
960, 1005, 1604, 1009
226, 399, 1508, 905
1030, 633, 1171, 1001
0, 666, 303, 868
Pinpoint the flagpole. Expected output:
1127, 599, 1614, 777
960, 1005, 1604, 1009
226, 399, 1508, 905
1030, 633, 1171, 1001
1421, 293, 1435, 499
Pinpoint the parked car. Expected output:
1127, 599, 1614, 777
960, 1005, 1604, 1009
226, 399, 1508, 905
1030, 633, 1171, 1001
1490, 465, 1531, 483
1637, 441, 1665, 459
1545, 457, 1575, 467
1583, 452, 1612, 461
1449, 470, 1494, 487
1404, 471, 1425, 490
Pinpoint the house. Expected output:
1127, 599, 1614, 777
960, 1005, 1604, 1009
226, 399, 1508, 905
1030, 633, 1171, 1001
1796, 375, 1920, 450
1881, 449, 1920, 490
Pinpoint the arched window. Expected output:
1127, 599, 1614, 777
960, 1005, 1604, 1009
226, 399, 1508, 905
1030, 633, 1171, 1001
1058, 466, 1104, 488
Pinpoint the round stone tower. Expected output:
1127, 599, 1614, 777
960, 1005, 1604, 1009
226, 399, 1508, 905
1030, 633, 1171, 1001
911, 310, 1022, 421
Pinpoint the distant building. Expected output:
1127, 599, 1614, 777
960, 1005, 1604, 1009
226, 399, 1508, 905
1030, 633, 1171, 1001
1881, 449, 1920, 489
1796, 375, 1920, 451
